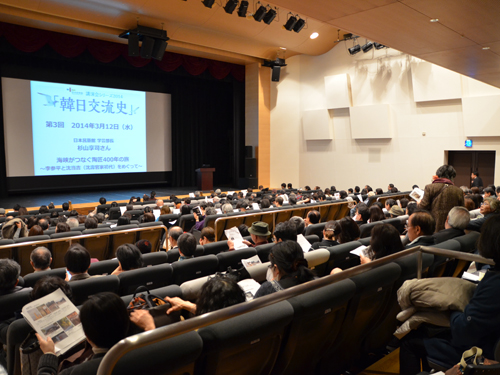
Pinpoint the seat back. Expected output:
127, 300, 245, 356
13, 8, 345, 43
383, 217, 405, 234
216, 248, 257, 272
142, 251, 168, 266
304, 223, 325, 239
88, 259, 119, 276
304, 248, 330, 277
318, 263, 402, 374
202, 241, 229, 255
325, 241, 363, 274
23, 268, 67, 288
0, 289, 32, 321
110, 331, 203, 375
137, 225, 164, 252
256, 243, 275, 263
6, 318, 34, 375
158, 214, 180, 229
359, 222, 383, 238
273, 279, 357, 375
454, 231, 481, 253
196, 301, 294, 375
108, 207, 121, 220
50, 231, 82, 239
179, 214, 196, 232
171, 255, 219, 286
69, 275, 120, 305
118, 264, 173, 295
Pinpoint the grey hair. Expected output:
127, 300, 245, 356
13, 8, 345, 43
221, 203, 234, 214
447, 206, 470, 230
67, 217, 79, 228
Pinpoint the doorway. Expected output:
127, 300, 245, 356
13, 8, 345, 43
447, 151, 496, 188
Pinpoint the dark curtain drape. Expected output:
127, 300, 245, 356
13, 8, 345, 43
0, 22, 245, 194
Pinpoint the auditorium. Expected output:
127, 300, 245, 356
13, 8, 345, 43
0, 1, 499, 375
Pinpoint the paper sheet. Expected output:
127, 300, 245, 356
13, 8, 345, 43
224, 226, 248, 250
297, 234, 312, 253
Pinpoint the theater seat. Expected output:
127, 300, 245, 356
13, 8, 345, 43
109, 331, 203, 375
359, 222, 383, 238
88, 259, 119, 276
324, 241, 363, 274
203, 240, 229, 256
216, 248, 257, 272
304, 223, 325, 239
0, 289, 32, 321
273, 278, 357, 375
142, 251, 168, 266
195, 301, 294, 375
70, 275, 120, 305
118, 264, 173, 295
171, 255, 219, 286
23, 268, 67, 288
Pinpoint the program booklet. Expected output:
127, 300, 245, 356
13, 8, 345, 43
22, 288, 85, 356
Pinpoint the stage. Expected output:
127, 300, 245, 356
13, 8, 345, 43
0, 186, 239, 211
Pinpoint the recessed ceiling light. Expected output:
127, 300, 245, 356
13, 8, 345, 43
483, 46, 490, 50
430, 18, 439, 22
310, 32, 319, 39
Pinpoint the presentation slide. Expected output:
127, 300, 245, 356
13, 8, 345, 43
30, 81, 147, 176
2, 77, 172, 179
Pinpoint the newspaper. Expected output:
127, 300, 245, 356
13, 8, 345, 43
237, 279, 262, 301
153, 209, 161, 221
241, 255, 262, 270
297, 234, 312, 253
22, 289, 85, 356
119, 206, 126, 215
409, 188, 425, 201
224, 226, 248, 250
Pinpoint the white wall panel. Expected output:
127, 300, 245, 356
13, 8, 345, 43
324, 74, 351, 109
463, 95, 500, 136
302, 109, 332, 140
411, 61, 462, 102
350, 104, 392, 139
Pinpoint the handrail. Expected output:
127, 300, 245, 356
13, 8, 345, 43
96, 244, 494, 375
0, 224, 167, 250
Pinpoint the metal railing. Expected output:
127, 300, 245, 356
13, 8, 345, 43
97, 244, 494, 375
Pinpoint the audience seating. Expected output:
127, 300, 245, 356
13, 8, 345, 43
0, 289, 32, 322
195, 301, 294, 375
216, 248, 257, 272
202, 240, 229, 255
324, 241, 363, 274
359, 222, 383, 238
304, 222, 326, 239
142, 251, 168, 266
70, 275, 120, 305
23, 268, 67, 288
88, 259, 119, 276
51, 237, 82, 269
118, 263, 173, 295
171, 255, 218, 286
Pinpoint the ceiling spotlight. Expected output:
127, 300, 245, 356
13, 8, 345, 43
263, 8, 277, 24
292, 18, 305, 33
237, 0, 248, 17
283, 14, 297, 30
253, 5, 267, 21
310, 32, 319, 39
374, 42, 385, 50
348, 44, 361, 55
361, 41, 373, 53
202, 0, 216, 8
224, 0, 238, 14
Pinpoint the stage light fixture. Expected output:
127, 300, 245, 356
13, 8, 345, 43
374, 42, 385, 50
202, 0, 216, 8
119, 25, 170, 61
293, 18, 305, 33
283, 14, 297, 30
253, 5, 267, 21
263, 8, 277, 24
361, 41, 373, 53
224, 0, 238, 14
348, 44, 361, 55
237, 0, 249, 16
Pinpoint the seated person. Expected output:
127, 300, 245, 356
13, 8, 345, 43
304, 210, 320, 227
2, 218, 28, 239
135, 239, 152, 254
142, 212, 155, 223
159, 205, 171, 216
312, 220, 340, 249
353, 203, 370, 225
405, 211, 435, 249
433, 206, 470, 244
55, 222, 70, 233
192, 206, 216, 232
199, 227, 215, 245
359, 224, 403, 264
227, 221, 270, 250
30, 247, 52, 272
177, 233, 197, 261
112, 244, 144, 275
273, 221, 297, 242
399, 214, 500, 374
64, 244, 94, 282
84, 217, 98, 230
369, 205, 386, 223
130, 275, 246, 329
389, 205, 404, 217
337, 217, 360, 244
37, 292, 130, 375
29, 225, 44, 237
254, 241, 315, 298
164, 226, 183, 250
289, 216, 305, 235
0, 259, 24, 296
466, 196, 499, 232
117, 216, 131, 226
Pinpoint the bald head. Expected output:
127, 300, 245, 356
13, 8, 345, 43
30, 246, 52, 271
168, 226, 183, 249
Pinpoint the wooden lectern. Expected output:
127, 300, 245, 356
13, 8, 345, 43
196, 168, 215, 191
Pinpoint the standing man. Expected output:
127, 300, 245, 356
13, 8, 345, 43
471, 170, 483, 188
